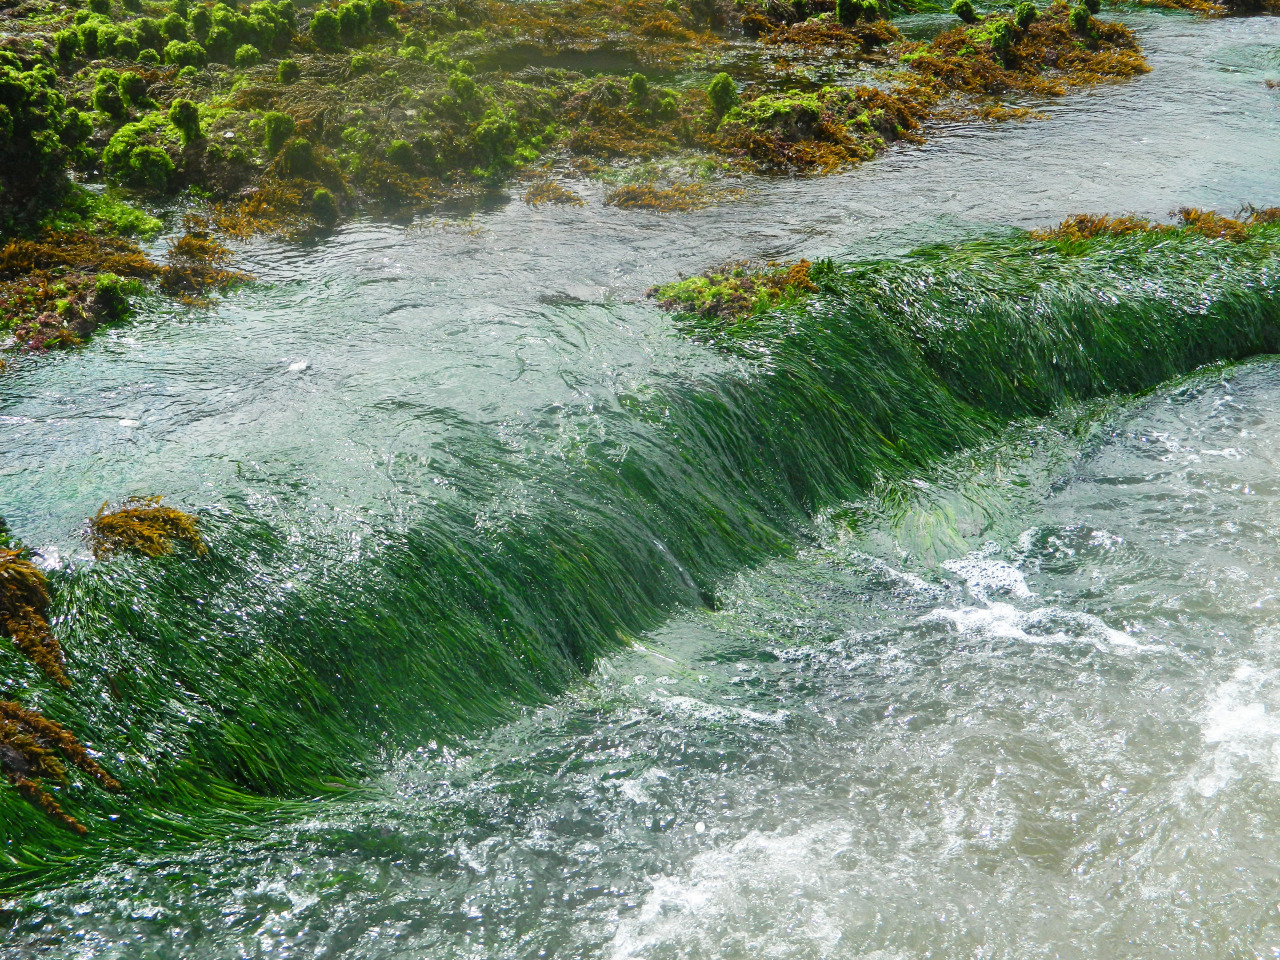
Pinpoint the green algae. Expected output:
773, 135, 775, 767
7, 215, 1280, 890
652, 258, 824, 319
3, 0, 1154, 237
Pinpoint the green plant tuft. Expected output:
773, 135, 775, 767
261, 110, 295, 155
309, 8, 340, 49
235, 43, 262, 66
118, 72, 148, 109
169, 99, 201, 145
628, 72, 650, 104
311, 186, 338, 226
386, 138, 414, 167
707, 72, 738, 117
164, 40, 207, 68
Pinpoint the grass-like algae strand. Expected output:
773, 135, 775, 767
5, 213, 1280, 888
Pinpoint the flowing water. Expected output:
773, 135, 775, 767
18, 363, 1280, 959
4, 9, 1280, 958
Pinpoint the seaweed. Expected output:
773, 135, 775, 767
87, 497, 207, 560
605, 180, 745, 211
0, 223, 245, 349
900, 2, 1149, 108
654, 208, 1280, 337
1031, 207, 1280, 243
0, 547, 69, 687
0, 700, 121, 835
523, 178, 587, 206
160, 221, 254, 297
651, 258, 823, 323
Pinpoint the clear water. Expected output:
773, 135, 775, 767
2, 11, 1278, 553
16, 359, 1280, 959
5, 10, 1280, 958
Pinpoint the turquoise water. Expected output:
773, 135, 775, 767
3, 9, 1280, 957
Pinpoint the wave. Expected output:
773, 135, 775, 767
4, 222, 1279, 889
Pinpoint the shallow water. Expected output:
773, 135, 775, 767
5, 9, 1280, 958
2, 11, 1278, 551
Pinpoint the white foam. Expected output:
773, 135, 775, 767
1196, 664, 1280, 797
651, 694, 790, 730
609, 823, 879, 960
844, 553, 948, 599
924, 601, 1145, 651
618, 767, 671, 805
942, 542, 1033, 600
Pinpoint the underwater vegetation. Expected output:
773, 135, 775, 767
1129, 0, 1278, 16
523, 176, 587, 206
653, 207, 1280, 329
0, 497, 201, 831
0, 534, 119, 836
604, 179, 746, 210
5, 210, 1280, 888
0, 205, 248, 351
0, 700, 121, 836
652, 257, 820, 317
0, 547, 68, 688
1031, 205, 1280, 242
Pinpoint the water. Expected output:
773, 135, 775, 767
4, 9, 1280, 957
2, 11, 1278, 550
16, 364, 1280, 958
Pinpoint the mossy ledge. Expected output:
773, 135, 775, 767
3, 0, 1173, 357
653, 206, 1280, 333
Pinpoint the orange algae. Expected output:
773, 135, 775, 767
472, 0, 726, 70
0, 548, 69, 688
161, 225, 255, 299
686, 4, 1147, 180
1031, 208, 1280, 243
0, 700, 121, 834
1175, 206, 1253, 242
1129, 0, 1226, 11
87, 497, 207, 561
1129, 0, 1276, 11
524, 179, 587, 206
605, 181, 745, 212
563, 77, 703, 160
1030, 213, 1163, 241
208, 183, 313, 240
761, 17, 901, 56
